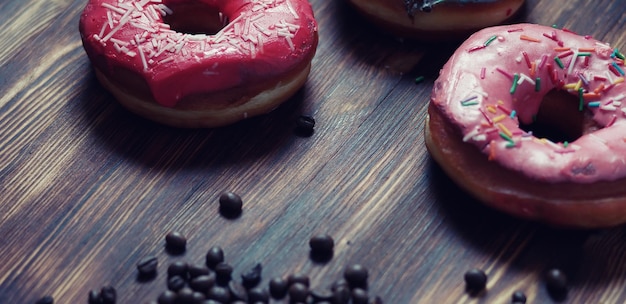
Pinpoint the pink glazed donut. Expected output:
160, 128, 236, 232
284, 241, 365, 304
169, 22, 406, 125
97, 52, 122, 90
426, 23, 626, 228
79, 0, 318, 128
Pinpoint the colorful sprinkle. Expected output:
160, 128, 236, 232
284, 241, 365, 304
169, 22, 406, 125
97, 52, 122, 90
578, 88, 584, 111
535, 77, 541, 92
510, 74, 520, 94
522, 51, 531, 68
520, 35, 541, 43
588, 101, 601, 107
414, 76, 425, 84
611, 62, 625, 75
480, 67, 486, 79
484, 35, 498, 46
554, 57, 565, 69
496, 67, 514, 80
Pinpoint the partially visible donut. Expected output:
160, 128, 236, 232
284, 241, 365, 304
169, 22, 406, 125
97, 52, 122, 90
347, 0, 525, 40
425, 23, 626, 228
79, 0, 318, 128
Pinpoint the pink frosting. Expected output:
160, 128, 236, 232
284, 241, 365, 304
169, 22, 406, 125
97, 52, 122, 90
432, 23, 626, 183
79, 0, 318, 107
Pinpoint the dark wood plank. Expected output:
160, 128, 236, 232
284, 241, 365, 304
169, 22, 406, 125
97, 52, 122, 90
1, 0, 625, 303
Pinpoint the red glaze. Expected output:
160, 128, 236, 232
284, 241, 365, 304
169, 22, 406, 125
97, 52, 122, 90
79, 0, 318, 107
431, 24, 626, 183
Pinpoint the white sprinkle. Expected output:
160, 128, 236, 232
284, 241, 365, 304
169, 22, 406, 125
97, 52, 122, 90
101, 2, 126, 15
158, 57, 175, 64
286, 1, 299, 19
518, 73, 536, 85
614, 93, 625, 101
138, 45, 149, 71
463, 128, 481, 142
567, 50, 578, 76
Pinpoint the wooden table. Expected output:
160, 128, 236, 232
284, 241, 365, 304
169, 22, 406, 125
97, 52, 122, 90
1, 0, 625, 303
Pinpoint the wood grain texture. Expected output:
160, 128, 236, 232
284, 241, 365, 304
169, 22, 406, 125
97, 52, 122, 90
1, 0, 625, 303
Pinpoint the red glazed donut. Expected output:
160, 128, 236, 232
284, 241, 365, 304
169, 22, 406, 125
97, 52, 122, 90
346, 0, 525, 40
425, 23, 626, 228
79, 0, 318, 128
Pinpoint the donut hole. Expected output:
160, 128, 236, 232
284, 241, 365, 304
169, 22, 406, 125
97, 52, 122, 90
161, 2, 226, 35
519, 90, 590, 143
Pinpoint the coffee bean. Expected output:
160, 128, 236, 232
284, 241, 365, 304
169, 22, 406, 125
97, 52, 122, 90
168, 261, 188, 278
190, 274, 216, 293
247, 287, 270, 303
352, 288, 369, 304
287, 273, 310, 287
309, 234, 334, 254
464, 268, 487, 293
218, 191, 243, 217
168, 275, 187, 291
137, 256, 158, 277
310, 288, 333, 302
241, 263, 262, 288
330, 286, 351, 304
545, 268, 568, 294
268, 276, 289, 299
176, 287, 195, 304
288, 282, 309, 303
188, 264, 210, 278
228, 280, 249, 302
295, 115, 315, 137
157, 290, 177, 304
330, 278, 349, 292
344, 264, 368, 288
165, 231, 187, 253
205, 246, 225, 269
512, 290, 527, 303
88, 289, 100, 304
35, 295, 54, 304
214, 262, 233, 285
191, 291, 206, 303
100, 285, 116, 304
206, 286, 231, 303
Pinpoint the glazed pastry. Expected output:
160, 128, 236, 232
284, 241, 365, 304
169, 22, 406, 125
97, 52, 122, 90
426, 23, 626, 228
79, 0, 319, 128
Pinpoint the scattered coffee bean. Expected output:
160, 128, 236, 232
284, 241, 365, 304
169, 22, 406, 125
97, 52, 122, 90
206, 286, 231, 303
545, 268, 568, 295
228, 280, 249, 302
205, 246, 225, 269
100, 285, 116, 304
167, 261, 188, 278
512, 290, 527, 303
190, 274, 216, 293
137, 256, 158, 277
287, 273, 310, 287
167, 275, 187, 292
218, 191, 243, 217
165, 231, 187, 253
88, 289, 100, 304
330, 286, 351, 304
176, 287, 195, 303
247, 287, 270, 303
157, 290, 177, 304
191, 291, 206, 303
464, 268, 487, 293
214, 262, 233, 285
330, 278, 349, 292
269, 276, 289, 299
295, 115, 315, 137
352, 288, 369, 304
310, 287, 333, 302
35, 295, 54, 304
288, 282, 309, 303
188, 264, 210, 278
241, 263, 263, 288
344, 264, 368, 288
309, 234, 334, 255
